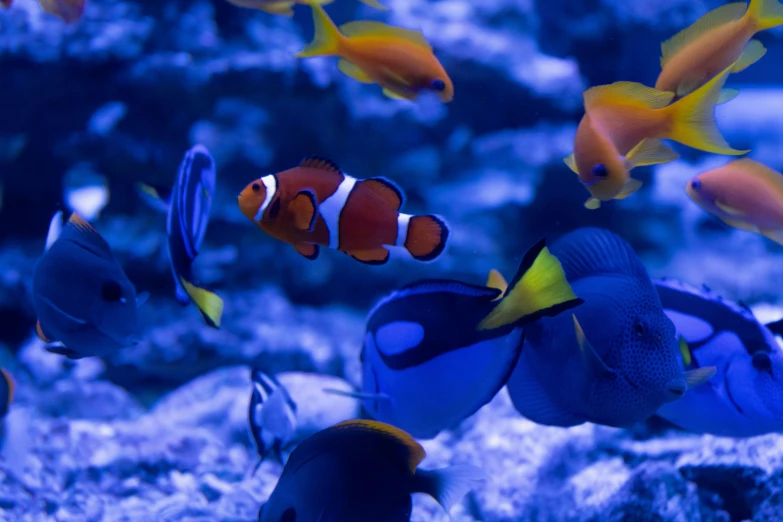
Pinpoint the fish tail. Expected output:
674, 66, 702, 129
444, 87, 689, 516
357, 0, 388, 9
478, 239, 583, 331
179, 277, 224, 329
665, 62, 749, 156
296, 1, 343, 58
747, 0, 783, 30
404, 214, 449, 262
413, 465, 486, 514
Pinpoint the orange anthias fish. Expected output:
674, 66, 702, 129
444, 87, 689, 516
686, 158, 783, 245
656, 0, 783, 101
224, 0, 385, 17
38, 0, 85, 23
296, 1, 453, 102
238, 156, 449, 264
564, 60, 748, 210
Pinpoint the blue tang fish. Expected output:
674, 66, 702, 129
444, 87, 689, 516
328, 239, 583, 439
507, 228, 716, 428
248, 368, 298, 470
654, 279, 783, 437
258, 419, 484, 522
137, 145, 223, 328
33, 212, 147, 359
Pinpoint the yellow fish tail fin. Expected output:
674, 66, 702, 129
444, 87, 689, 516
297, 1, 342, 58
747, 0, 783, 31
478, 239, 583, 330
357, 0, 387, 9
666, 63, 749, 156
180, 277, 224, 329
486, 269, 509, 298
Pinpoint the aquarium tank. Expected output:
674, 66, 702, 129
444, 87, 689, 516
2, 0, 783, 520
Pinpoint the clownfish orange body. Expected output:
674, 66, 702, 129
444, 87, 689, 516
238, 156, 449, 264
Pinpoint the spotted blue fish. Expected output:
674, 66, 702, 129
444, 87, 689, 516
248, 368, 297, 469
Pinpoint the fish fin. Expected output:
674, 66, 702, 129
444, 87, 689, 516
676, 77, 702, 98
40, 296, 88, 326
135, 182, 172, 212
332, 419, 426, 472
665, 60, 749, 155
679, 336, 692, 367
766, 318, 783, 336
293, 242, 320, 260
715, 200, 746, 216
258, 1, 295, 15
297, 1, 342, 57
624, 138, 680, 168
66, 211, 114, 255
45, 345, 86, 359
179, 277, 224, 328
322, 388, 391, 402
717, 87, 741, 104
289, 190, 319, 232
357, 0, 387, 9
584, 197, 601, 210
299, 155, 342, 173
717, 216, 756, 232
361, 177, 405, 210
660, 3, 747, 68
412, 465, 486, 515
583, 82, 675, 112
614, 179, 643, 200
348, 247, 390, 265
382, 88, 413, 101
45, 211, 64, 252
732, 40, 767, 72
759, 227, 783, 246
404, 215, 449, 261
563, 153, 579, 174
478, 239, 582, 330
339, 20, 430, 50
550, 227, 650, 282
573, 314, 615, 378
486, 269, 509, 298
136, 291, 150, 308
746, 0, 783, 31
1, 368, 15, 407
337, 59, 374, 83
35, 321, 53, 343
683, 366, 717, 388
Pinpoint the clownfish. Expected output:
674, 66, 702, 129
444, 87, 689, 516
655, 0, 783, 101
224, 0, 385, 17
296, 1, 453, 102
238, 156, 449, 265
37, 0, 85, 23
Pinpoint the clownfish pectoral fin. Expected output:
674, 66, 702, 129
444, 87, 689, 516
563, 153, 578, 174
760, 227, 783, 246
660, 3, 746, 68
615, 178, 643, 200
732, 40, 767, 72
338, 59, 373, 83
361, 178, 404, 210
179, 277, 224, 328
486, 269, 509, 299
348, 247, 390, 265
293, 242, 320, 260
624, 139, 679, 169
382, 88, 413, 101
717, 88, 741, 104
682, 366, 717, 389
573, 315, 615, 379
36, 320, 53, 343
678, 336, 692, 367
289, 190, 319, 232
715, 200, 745, 216
584, 197, 601, 210
404, 215, 449, 262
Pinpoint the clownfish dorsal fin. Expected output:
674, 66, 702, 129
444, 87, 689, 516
332, 419, 426, 473
361, 177, 405, 210
486, 269, 508, 299
299, 155, 342, 174
289, 190, 319, 232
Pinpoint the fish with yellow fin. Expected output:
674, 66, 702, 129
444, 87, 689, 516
224, 0, 385, 16
37, 0, 85, 23
296, 1, 453, 102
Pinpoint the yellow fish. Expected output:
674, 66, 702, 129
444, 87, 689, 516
224, 0, 385, 16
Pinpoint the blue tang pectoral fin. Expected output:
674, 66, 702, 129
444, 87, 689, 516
573, 314, 615, 379
39, 296, 88, 327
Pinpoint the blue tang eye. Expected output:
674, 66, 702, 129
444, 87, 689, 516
430, 79, 446, 92
690, 178, 702, 191
592, 164, 608, 177
753, 352, 773, 374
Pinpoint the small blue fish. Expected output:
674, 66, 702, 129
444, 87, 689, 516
654, 279, 783, 437
137, 145, 223, 328
507, 228, 716, 428
33, 212, 147, 359
258, 419, 484, 522
327, 239, 582, 439
248, 368, 297, 469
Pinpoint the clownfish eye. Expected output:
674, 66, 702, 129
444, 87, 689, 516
753, 352, 773, 375
430, 79, 446, 92
101, 281, 123, 302
690, 178, 702, 191
592, 164, 608, 177
252, 183, 261, 192
269, 198, 281, 219
281, 508, 296, 522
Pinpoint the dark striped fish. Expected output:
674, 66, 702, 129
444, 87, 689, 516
248, 368, 298, 470
137, 145, 223, 328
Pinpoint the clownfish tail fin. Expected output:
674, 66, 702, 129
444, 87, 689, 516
403, 214, 449, 262
297, 1, 343, 58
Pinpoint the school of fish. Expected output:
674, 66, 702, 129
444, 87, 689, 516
4, 0, 783, 520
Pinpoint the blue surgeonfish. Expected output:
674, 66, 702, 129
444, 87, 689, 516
33, 212, 148, 359
137, 145, 223, 328
654, 279, 783, 437
248, 368, 298, 470
257, 419, 484, 522
507, 228, 716, 428
327, 239, 583, 439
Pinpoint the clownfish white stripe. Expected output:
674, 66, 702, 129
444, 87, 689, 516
255, 175, 277, 223
320, 175, 357, 249
396, 213, 411, 247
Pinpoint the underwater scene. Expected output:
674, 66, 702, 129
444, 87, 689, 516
3, 0, 783, 520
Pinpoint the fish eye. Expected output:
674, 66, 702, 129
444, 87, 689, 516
592, 164, 608, 177
690, 178, 702, 191
269, 198, 281, 219
252, 183, 261, 192
280, 508, 296, 522
101, 281, 123, 302
753, 352, 773, 375
430, 79, 446, 92
633, 321, 647, 337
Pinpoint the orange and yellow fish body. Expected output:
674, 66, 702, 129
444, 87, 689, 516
37, 0, 84, 23
237, 156, 449, 264
296, 1, 453, 102
686, 158, 783, 245
565, 61, 748, 209
655, 0, 783, 99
